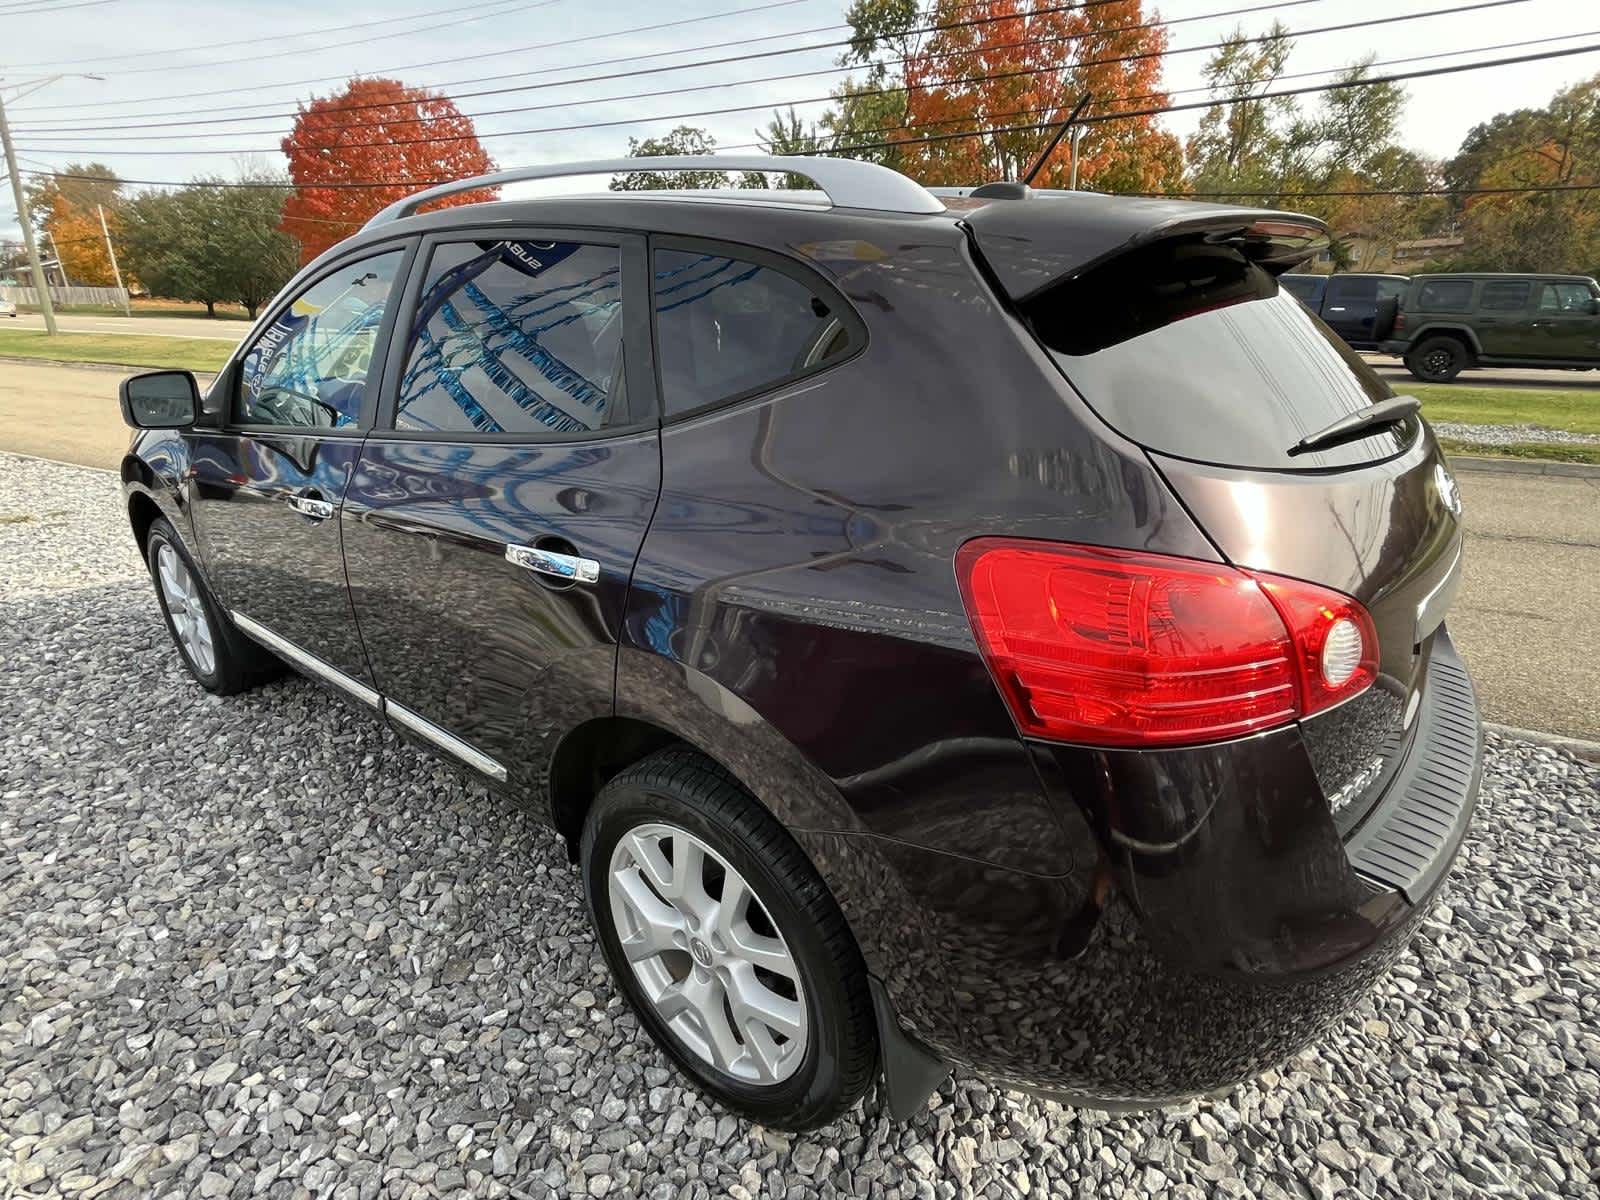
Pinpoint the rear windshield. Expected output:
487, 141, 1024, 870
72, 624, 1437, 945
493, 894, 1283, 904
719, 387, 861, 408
1024, 241, 1414, 470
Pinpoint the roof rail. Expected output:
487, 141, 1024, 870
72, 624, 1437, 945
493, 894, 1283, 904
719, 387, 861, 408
363, 155, 946, 228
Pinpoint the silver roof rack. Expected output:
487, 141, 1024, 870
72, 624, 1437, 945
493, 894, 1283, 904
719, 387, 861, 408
364, 155, 946, 227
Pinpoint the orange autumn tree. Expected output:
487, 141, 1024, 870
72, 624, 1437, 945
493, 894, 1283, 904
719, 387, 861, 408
26, 164, 124, 286
281, 78, 497, 263
894, 0, 1182, 192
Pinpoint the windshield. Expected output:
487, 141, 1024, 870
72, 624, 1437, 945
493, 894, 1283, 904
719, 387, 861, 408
1025, 242, 1415, 470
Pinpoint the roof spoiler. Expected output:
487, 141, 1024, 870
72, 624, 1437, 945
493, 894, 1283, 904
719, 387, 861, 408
953, 189, 1330, 302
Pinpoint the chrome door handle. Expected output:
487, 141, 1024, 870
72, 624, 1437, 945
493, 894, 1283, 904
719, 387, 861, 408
287, 495, 335, 521
506, 543, 600, 584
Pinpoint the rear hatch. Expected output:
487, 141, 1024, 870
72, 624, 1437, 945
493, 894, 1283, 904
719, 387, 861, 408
965, 194, 1464, 827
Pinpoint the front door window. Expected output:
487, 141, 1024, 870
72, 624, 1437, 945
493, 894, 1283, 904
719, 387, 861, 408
238, 251, 404, 429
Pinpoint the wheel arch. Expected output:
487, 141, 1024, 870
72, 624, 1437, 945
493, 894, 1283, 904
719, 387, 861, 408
1407, 322, 1481, 356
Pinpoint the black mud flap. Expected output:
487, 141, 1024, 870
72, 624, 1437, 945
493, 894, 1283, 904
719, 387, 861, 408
869, 977, 952, 1121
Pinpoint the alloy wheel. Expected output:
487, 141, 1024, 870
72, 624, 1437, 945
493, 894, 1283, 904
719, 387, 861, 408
608, 822, 808, 1085
156, 542, 216, 676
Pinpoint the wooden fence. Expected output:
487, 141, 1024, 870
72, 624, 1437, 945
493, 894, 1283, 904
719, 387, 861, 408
1, 284, 131, 307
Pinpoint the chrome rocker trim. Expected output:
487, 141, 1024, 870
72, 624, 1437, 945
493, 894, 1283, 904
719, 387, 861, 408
386, 700, 509, 783
229, 611, 508, 783
231, 610, 380, 709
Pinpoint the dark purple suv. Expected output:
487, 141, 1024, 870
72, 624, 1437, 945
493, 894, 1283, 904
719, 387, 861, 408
118, 157, 1480, 1130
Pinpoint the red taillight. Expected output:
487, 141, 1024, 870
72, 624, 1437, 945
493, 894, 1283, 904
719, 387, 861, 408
954, 539, 1377, 748
1393, 312, 1408, 333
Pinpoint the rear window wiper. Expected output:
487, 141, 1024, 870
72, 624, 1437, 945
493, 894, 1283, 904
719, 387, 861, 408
1288, 395, 1421, 457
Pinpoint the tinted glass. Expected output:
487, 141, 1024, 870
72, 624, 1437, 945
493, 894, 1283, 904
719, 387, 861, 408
1280, 275, 1324, 305
1029, 242, 1410, 470
653, 249, 855, 416
239, 251, 402, 429
1415, 279, 1474, 312
1480, 281, 1531, 311
1325, 276, 1378, 305
1540, 282, 1594, 312
397, 240, 624, 435
1377, 277, 1409, 301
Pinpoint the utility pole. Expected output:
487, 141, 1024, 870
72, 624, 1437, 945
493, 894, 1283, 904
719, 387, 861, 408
98, 203, 130, 316
0, 90, 58, 334
47, 229, 67, 287
1069, 126, 1085, 191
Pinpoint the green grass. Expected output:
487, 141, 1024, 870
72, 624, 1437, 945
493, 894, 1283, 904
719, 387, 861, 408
1408, 383, 1600, 435
1437, 437, 1600, 466
16, 301, 252, 320
0, 329, 230, 373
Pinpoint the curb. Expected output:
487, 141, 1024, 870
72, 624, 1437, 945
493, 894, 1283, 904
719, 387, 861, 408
1448, 454, 1600, 479
1484, 722, 1600, 763
0, 355, 219, 383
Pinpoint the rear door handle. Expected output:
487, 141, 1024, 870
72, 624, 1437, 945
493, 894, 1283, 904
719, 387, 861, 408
506, 543, 600, 584
287, 495, 335, 521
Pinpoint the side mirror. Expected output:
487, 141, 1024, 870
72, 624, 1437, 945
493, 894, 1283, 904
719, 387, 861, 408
120, 370, 200, 429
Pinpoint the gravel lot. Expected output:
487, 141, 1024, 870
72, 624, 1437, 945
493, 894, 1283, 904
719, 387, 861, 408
1431, 421, 1600, 448
3, 450, 1598, 1200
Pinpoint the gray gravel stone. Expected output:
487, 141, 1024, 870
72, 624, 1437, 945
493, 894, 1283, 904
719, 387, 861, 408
3, 451, 1598, 1199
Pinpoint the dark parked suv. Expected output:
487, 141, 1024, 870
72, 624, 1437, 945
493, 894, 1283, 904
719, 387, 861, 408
1281, 271, 1409, 348
117, 157, 1481, 1130
1379, 271, 1600, 381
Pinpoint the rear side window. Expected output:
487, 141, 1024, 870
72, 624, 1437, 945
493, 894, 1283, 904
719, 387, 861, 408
1480, 281, 1531, 311
1540, 282, 1594, 312
652, 247, 858, 417
1415, 279, 1474, 312
1377, 277, 1409, 301
1025, 241, 1411, 470
397, 239, 625, 436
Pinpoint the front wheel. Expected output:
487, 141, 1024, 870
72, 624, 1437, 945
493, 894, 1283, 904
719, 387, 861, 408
145, 517, 280, 694
580, 749, 878, 1130
1405, 335, 1469, 382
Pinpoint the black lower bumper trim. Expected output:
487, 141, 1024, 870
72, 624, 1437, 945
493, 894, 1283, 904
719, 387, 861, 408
1346, 630, 1482, 903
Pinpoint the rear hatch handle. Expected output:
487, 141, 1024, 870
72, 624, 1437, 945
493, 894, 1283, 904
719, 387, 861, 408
1287, 395, 1421, 457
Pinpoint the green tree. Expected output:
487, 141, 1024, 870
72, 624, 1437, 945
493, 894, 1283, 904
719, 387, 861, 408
610, 126, 730, 190
120, 175, 299, 317
1443, 74, 1600, 276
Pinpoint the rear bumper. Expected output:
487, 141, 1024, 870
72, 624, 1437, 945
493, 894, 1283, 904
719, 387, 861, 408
853, 632, 1481, 1107
1379, 339, 1411, 356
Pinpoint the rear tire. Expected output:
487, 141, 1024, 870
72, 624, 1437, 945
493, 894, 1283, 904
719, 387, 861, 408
145, 517, 281, 695
1405, 335, 1469, 382
580, 748, 877, 1130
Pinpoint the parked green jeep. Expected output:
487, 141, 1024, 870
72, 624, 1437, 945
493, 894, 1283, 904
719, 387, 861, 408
1377, 273, 1600, 382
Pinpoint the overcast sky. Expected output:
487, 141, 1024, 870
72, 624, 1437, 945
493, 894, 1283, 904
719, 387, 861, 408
2, 0, 1595, 240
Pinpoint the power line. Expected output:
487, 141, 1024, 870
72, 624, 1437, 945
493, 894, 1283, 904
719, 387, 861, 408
7, 0, 1131, 130
711, 27, 1600, 154
7, 0, 563, 69
799, 39, 1600, 157
6, 0, 559, 80
12, 0, 1327, 140
12, 0, 1532, 156
5, 0, 854, 117
0, 0, 115, 16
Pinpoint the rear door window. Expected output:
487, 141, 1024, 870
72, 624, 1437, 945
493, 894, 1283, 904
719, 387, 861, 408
1024, 242, 1412, 470
1415, 279, 1475, 312
1325, 276, 1379, 307
1280, 275, 1324, 306
1480, 281, 1531, 311
651, 246, 861, 418
396, 239, 626, 435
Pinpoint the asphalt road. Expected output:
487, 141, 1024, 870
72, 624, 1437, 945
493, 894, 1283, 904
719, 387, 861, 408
1, 360, 1595, 741
7, 311, 247, 341
1362, 354, 1600, 391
